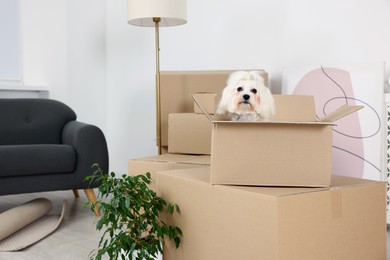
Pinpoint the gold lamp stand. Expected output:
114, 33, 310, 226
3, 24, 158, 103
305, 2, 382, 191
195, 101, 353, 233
153, 17, 162, 155
127, 0, 187, 155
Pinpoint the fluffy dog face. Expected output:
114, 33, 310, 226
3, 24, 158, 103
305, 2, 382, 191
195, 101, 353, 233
217, 71, 276, 121
229, 80, 260, 113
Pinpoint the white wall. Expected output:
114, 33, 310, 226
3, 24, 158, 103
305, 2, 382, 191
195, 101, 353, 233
106, 0, 390, 173
17, 0, 390, 174
67, 0, 106, 129
106, 1, 157, 174
20, 0, 68, 99
19, 0, 107, 128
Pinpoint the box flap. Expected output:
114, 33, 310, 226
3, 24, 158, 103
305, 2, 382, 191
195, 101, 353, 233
330, 174, 383, 187
270, 95, 317, 122
317, 105, 364, 122
192, 95, 214, 122
193, 92, 217, 114
194, 94, 334, 125
210, 120, 334, 125
185, 155, 211, 165
194, 94, 322, 123
134, 154, 204, 163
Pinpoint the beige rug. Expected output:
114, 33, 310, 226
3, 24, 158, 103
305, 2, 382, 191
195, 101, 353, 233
0, 198, 66, 251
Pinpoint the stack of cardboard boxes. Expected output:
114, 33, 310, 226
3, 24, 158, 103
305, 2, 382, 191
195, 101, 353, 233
128, 71, 387, 260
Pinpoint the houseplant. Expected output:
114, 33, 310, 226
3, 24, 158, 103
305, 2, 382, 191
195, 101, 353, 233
84, 164, 182, 260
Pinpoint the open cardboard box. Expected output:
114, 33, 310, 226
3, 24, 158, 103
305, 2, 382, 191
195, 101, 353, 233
158, 167, 386, 260
193, 94, 363, 187
160, 70, 268, 149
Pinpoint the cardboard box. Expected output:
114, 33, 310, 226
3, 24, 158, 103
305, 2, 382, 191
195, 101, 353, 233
160, 70, 268, 148
158, 167, 387, 260
193, 93, 217, 114
194, 94, 362, 187
128, 154, 210, 191
168, 113, 212, 155
128, 153, 210, 176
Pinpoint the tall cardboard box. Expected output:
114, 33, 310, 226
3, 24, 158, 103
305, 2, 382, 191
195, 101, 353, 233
160, 70, 268, 149
194, 94, 362, 187
157, 167, 387, 260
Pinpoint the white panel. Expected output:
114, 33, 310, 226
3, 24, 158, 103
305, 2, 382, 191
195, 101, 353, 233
385, 98, 390, 224
0, 0, 21, 80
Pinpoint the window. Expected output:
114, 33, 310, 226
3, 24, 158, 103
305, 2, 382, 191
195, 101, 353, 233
0, 0, 21, 81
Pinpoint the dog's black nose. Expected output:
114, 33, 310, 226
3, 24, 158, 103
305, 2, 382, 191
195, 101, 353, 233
243, 94, 250, 101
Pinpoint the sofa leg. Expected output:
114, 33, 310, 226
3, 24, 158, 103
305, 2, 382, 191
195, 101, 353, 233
72, 189, 80, 198
84, 188, 100, 216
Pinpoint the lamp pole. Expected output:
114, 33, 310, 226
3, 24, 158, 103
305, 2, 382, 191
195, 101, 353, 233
127, 0, 187, 155
153, 17, 162, 155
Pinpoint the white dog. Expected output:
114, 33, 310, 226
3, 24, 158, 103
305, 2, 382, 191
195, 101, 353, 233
216, 71, 275, 121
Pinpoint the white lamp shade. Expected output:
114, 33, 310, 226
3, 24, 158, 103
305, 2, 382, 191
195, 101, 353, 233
127, 0, 187, 27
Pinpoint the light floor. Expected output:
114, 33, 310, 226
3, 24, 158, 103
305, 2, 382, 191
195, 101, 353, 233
0, 190, 105, 260
0, 190, 388, 260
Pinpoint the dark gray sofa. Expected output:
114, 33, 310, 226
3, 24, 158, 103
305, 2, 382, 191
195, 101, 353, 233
0, 98, 108, 214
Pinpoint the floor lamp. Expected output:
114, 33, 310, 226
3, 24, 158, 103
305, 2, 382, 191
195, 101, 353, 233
127, 0, 187, 155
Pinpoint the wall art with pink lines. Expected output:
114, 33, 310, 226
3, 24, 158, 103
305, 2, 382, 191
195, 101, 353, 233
282, 62, 385, 182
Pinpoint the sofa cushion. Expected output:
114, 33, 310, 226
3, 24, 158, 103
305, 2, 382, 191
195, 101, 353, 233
0, 99, 76, 145
0, 145, 76, 177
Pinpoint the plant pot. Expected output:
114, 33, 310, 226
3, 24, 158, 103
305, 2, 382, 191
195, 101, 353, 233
134, 252, 162, 260
119, 249, 163, 260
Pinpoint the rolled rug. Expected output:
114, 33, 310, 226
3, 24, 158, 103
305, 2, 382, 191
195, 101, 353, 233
0, 198, 66, 251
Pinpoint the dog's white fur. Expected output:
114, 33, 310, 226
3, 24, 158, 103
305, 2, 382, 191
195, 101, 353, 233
216, 71, 275, 121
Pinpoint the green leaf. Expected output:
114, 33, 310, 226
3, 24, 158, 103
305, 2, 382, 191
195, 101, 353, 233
175, 204, 181, 214
146, 172, 151, 179
176, 226, 183, 236
167, 204, 174, 214
174, 237, 181, 249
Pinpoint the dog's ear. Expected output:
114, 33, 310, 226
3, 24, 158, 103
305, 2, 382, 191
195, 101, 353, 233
217, 71, 245, 115
256, 86, 276, 119
250, 70, 274, 119
216, 85, 230, 115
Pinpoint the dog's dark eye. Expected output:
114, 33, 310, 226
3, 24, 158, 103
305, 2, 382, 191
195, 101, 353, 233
237, 87, 243, 92
251, 89, 257, 94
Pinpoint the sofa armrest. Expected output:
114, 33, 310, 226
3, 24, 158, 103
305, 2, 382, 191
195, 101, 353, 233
62, 121, 109, 188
